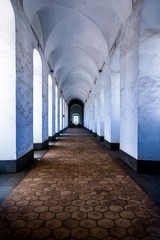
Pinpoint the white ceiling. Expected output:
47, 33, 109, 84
23, 0, 132, 103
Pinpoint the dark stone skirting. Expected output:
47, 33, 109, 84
97, 135, 104, 142
48, 135, 56, 141
92, 132, 97, 137
104, 140, 119, 151
120, 150, 160, 173
34, 139, 48, 150
56, 132, 60, 137
0, 150, 34, 173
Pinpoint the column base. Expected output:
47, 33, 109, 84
120, 150, 160, 173
0, 150, 34, 173
89, 130, 92, 134
104, 140, 119, 151
97, 135, 104, 142
34, 139, 48, 150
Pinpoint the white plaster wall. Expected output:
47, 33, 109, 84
138, 0, 160, 160
104, 48, 120, 143
15, 0, 35, 158
120, 51, 138, 159
0, 0, 16, 160
92, 82, 97, 133
12, 0, 50, 158
90, 91, 94, 133
120, 1, 144, 159
111, 71, 120, 142
84, 101, 89, 129
42, 60, 49, 142
96, 76, 104, 137
96, 80, 101, 136
94, 96, 97, 133
104, 64, 111, 142
88, 95, 92, 130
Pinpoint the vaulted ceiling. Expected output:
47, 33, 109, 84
22, 0, 132, 103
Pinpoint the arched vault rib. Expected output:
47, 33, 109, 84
22, 0, 132, 104
56, 66, 93, 90
44, 12, 108, 60
67, 92, 87, 104
48, 47, 104, 71
61, 78, 92, 96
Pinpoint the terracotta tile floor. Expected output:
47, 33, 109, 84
0, 128, 160, 240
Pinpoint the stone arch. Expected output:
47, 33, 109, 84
69, 100, 84, 126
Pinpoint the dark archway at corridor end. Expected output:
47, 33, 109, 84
68, 99, 84, 127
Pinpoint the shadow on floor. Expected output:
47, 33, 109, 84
0, 140, 57, 203
90, 133, 160, 207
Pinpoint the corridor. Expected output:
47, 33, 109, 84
0, 128, 160, 240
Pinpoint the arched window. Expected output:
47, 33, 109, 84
48, 75, 52, 137
0, 0, 16, 160
55, 84, 58, 133
72, 114, 80, 125
33, 49, 42, 144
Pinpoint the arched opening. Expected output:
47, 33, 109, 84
60, 96, 63, 131
55, 84, 58, 133
48, 74, 52, 137
69, 99, 84, 127
0, 0, 16, 163
33, 49, 42, 145
72, 113, 80, 125
63, 98, 65, 129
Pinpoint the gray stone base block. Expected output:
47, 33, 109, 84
120, 150, 160, 173
92, 132, 97, 137
104, 140, 119, 151
48, 135, 56, 141
0, 150, 34, 173
56, 132, 60, 137
97, 135, 104, 142
34, 139, 48, 150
